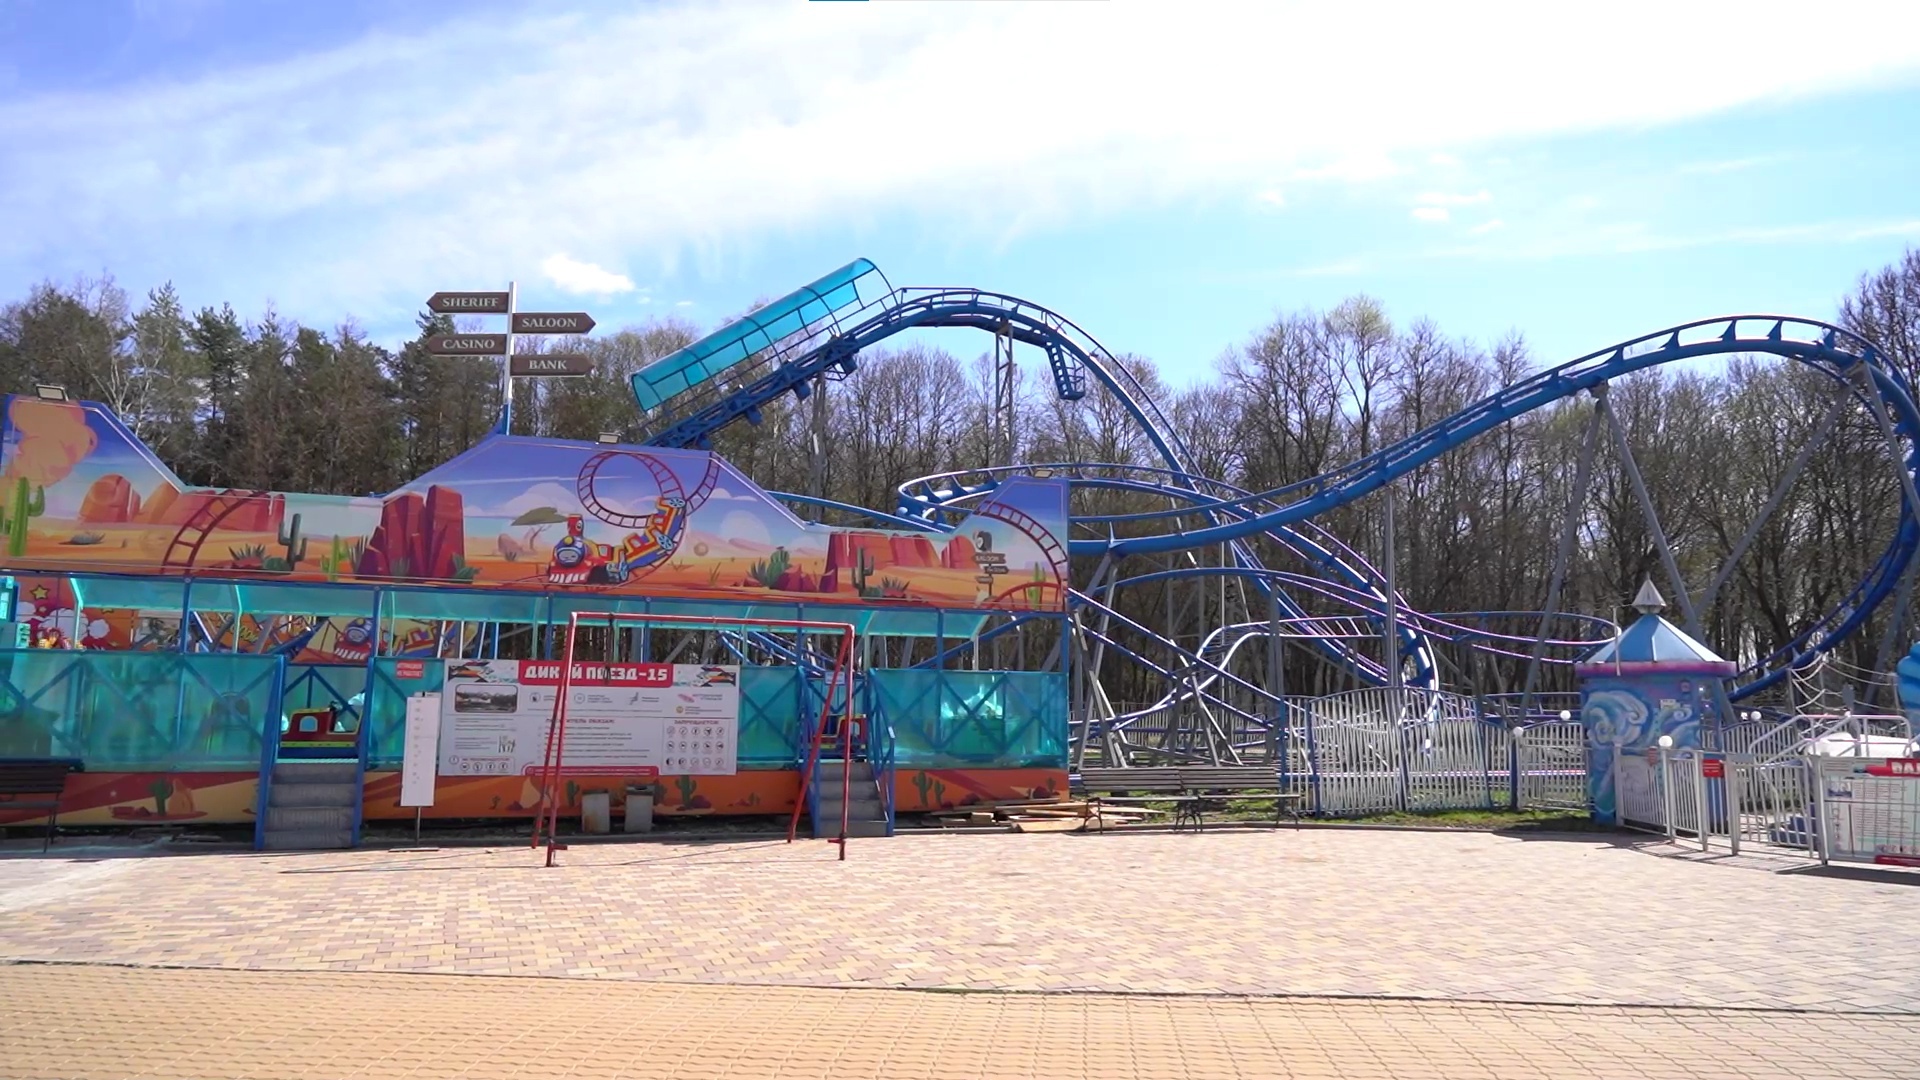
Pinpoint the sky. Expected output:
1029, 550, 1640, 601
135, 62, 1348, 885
3, 0, 1920, 386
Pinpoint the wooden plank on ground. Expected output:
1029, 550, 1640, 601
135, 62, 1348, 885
1010, 816, 1087, 833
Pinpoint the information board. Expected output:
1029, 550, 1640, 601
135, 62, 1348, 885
438, 660, 739, 777
400, 692, 442, 807
1817, 758, 1920, 866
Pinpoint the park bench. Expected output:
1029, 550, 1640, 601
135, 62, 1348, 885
0, 757, 82, 852
1073, 766, 1303, 831
1176, 767, 1303, 830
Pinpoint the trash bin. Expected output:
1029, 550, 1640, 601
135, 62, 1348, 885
581, 790, 611, 834
624, 786, 654, 833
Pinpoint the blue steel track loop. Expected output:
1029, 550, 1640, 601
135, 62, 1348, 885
644, 280, 1430, 692
901, 315, 1920, 700
637, 272, 1919, 708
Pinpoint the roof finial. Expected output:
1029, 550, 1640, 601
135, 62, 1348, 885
1632, 578, 1666, 615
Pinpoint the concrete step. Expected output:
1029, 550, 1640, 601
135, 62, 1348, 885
261, 826, 353, 851
814, 759, 875, 784
814, 794, 885, 823
271, 761, 357, 784
269, 782, 358, 809
265, 806, 353, 833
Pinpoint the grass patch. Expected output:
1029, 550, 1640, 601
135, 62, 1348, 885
1108, 794, 1603, 832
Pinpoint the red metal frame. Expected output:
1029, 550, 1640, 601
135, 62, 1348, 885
531, 611, 858, 866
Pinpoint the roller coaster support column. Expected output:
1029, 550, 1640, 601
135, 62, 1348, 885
1521, 389, 1607, 721
1602, 392, 1738, 731
1858, 362, 1920, 707
1385, 482, 1409, 811
807, 375, 828, 522
1267, 591, 1286, 773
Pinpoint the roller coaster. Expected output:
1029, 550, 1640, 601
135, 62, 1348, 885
630, 259, 1920, 769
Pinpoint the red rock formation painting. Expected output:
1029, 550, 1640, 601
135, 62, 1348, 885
77, 474, 140, 523
940, 534, 977, 570
357, 486, 467, 581
818, 530, 942, 593
129, 486, 280, 532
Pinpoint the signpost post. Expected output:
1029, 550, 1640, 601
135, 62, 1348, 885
426, 287, 600, 430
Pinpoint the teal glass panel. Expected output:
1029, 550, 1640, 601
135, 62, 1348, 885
738, 665, 804, 768
867, 668, 1066, 769
361, 656, 446, 768
631, 259, 888, 411
0, 649, 283, 769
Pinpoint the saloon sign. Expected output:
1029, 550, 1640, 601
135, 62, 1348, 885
425, 285, 600, 378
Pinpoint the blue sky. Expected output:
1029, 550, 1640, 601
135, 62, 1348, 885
3, 0, 1919, 385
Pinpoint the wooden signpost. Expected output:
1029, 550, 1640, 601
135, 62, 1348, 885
426, 284, 602, 428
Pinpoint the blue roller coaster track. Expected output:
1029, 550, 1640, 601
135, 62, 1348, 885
633, 260, 1920, 710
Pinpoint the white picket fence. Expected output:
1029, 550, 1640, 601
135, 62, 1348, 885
1277, 688, 1589, 817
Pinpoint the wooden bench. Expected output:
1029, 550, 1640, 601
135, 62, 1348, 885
1073, 767, 1194, 827
1176, 767, 1303, 830
1073, 766, 1303, 831
0, 758, 82, 853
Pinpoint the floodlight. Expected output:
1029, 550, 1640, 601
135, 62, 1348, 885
33, 384, 67, 401
597, 432, 619, 444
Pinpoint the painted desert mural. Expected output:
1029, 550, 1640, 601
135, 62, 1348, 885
0, 395, 1070, 615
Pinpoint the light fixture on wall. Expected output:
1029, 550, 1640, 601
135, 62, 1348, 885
33, 384, 67, 401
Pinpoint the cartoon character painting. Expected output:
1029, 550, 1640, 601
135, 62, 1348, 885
546, 500, 685, 587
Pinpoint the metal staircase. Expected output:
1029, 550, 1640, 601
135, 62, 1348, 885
259, 760, 358, 850
253, 705, 365, 852
810, 756, 889, 839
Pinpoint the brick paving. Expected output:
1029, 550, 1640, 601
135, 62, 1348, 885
4, 964, 1915, 1080
2, 827, 1917, 1078
2, 829, 1915, 1011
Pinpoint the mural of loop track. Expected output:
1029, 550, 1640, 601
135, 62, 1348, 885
635, 259, 1920, 765
551, 450, 722, 588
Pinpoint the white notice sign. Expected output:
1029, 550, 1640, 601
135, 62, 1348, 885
437, 659, 739, 778
400, 693, 442, 807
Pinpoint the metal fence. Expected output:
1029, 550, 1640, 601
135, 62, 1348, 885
1611, 747, 1920, 866
1274, 688, 1590, 817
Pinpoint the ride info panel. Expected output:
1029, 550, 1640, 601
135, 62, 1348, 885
437, 659, 740, 777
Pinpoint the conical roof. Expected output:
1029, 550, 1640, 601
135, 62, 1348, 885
1582, 612, 1729, 666
1579, 578, 1734, 673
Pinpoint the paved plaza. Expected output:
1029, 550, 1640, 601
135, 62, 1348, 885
2, 827, 1918, 1078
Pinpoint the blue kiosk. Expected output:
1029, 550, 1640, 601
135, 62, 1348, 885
1579, 581, 1738, 825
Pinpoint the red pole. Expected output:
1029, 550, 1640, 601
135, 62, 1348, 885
540, 614, 581, 867
786, 628, 846, 844
838, 633, 853, 860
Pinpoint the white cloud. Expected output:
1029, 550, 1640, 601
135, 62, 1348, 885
675, 300, 695, 308
540, 254, 638, 296
1254, 188, 1286, 209
1289, 258, 1369, 277
2, 0, 1918, 328
1411, 206, 1451, 223
1468, 219, 1505, 235
1416, 190, 1493, 207
495, 482, 582, 519
1677, 153, 1790, 175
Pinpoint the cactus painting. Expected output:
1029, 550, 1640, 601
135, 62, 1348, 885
852, 548, 878, 598
748, 546, 791, 588
0, 476, 46, 557
276, 512, 308, 569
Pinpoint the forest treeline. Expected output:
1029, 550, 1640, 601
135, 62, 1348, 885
2, 250, 1919, 706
